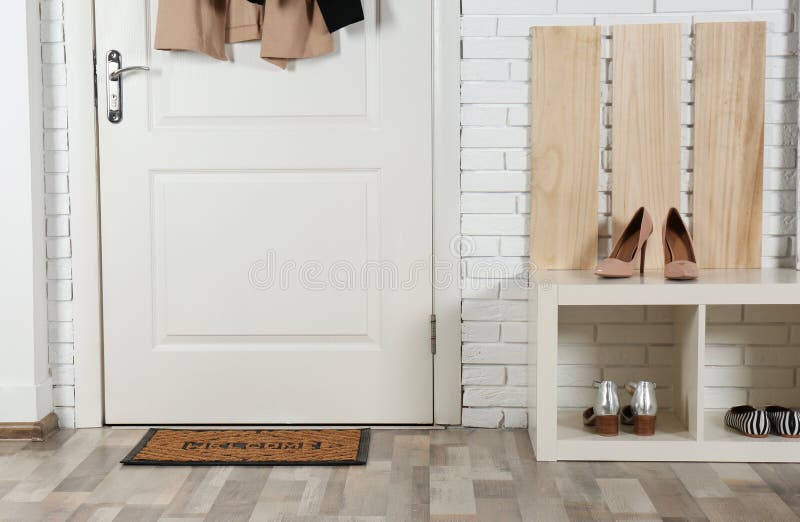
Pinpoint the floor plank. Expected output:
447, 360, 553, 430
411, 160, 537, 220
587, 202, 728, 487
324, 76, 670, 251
737, 493, 800, 521
710, 463, 771, 494
384, 434, 430, 521
625, 462, 705, 520
671, 463, 735, 499
340, 461, 392, 516
86, 464, 192, 506
163, 466, 231, 516
5, 429, 108, 502
0, 491, 89, 521
55, 445, 130, 493
0, 428, 797, 521
204, 467, 270, 522
596, 478, 659, 518
248, 476, 305, 521
67, 503, 124, 521
429, 465, 477, 518
556, 462, 614, 521
753, 463, 800, 517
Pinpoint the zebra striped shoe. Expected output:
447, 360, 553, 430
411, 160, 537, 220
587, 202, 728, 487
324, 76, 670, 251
766, 406, 800, 438
724, 405, 770, 438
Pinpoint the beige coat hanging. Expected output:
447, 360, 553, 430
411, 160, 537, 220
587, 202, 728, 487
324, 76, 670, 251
154, 0, 334, 68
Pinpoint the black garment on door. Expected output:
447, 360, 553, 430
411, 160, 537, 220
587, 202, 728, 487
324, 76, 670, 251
245, 0, 364, 33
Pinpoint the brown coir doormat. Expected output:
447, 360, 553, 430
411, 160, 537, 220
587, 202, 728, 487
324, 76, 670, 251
121, 428, 369, 466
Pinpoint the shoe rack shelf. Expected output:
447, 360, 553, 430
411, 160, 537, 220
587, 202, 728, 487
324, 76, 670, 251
527, 268, 800, 462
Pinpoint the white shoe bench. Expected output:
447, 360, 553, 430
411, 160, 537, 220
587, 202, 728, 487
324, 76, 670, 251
527, 268, 800, 462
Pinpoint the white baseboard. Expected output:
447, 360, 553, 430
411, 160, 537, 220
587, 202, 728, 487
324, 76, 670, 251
0, 378, 53, 423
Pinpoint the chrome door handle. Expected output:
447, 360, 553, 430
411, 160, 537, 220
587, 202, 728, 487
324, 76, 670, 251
109, 65, 150, 81
106, 50, 149, 123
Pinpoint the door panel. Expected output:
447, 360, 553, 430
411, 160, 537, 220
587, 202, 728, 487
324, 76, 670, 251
149, 21, 375, 125
96, 0, 433, 424
153, 170, 378, 340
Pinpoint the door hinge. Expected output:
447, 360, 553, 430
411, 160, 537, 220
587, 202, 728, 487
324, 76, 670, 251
430, 314, 437, 355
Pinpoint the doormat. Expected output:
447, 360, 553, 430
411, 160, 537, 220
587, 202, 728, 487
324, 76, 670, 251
121, 428, 370, 466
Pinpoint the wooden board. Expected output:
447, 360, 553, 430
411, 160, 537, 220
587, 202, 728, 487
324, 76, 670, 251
530, 26, 600, 270
612, 24, 682, 270
694, 22, 765, 268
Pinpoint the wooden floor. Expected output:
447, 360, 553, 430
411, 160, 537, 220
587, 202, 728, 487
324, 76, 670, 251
1, 428, 799, 521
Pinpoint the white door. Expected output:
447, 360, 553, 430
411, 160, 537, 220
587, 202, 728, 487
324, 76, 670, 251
95, 0, 433, 424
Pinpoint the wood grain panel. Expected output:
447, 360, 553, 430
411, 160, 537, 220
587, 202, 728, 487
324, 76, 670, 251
694, 22, 766, 268
612, 24, 682, 270
530, 26, 600, 270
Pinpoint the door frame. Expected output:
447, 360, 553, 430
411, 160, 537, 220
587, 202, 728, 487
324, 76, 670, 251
64, 0, 462, 428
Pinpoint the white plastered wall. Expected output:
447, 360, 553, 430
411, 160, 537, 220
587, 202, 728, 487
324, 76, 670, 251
0, 0, 52, 423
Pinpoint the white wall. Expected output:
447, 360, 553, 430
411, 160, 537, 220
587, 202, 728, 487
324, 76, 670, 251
460, 0, 799, 428
0, 0, 52, 422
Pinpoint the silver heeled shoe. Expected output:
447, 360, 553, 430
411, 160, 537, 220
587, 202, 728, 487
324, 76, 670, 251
582, 380, 620, 436
621, 381, 658, 436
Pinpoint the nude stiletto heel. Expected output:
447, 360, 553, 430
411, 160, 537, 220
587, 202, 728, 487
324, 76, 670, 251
639, 240, 648, 274
595, 207, 654, 278
663, 207, 698, 280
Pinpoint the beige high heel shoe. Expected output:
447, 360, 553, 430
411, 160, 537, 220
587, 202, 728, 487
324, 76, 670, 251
595, 207, 653, 278
663, 207, 698, 280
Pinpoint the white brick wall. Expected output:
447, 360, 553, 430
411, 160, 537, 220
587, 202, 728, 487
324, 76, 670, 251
40, 0, 74, 428
461, 1, 799, 428
705, 305, 800, 408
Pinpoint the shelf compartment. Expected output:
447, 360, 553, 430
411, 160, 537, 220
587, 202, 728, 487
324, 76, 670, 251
700, 411, 800, 462
702, 303, 800, 453
555, 410, 695, 461
534, 301, 704, 461
558, 409, 692, 442
554, 304, 702, 438
704, 411, 799, 444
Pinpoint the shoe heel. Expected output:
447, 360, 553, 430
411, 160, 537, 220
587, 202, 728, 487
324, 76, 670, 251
595, 415, 619, 436
639, 240, 648, 274
634, 415, 656, 436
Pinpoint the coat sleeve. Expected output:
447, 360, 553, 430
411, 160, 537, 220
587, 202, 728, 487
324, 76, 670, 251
242, 0, 363, 33
315, 0, 364, 33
